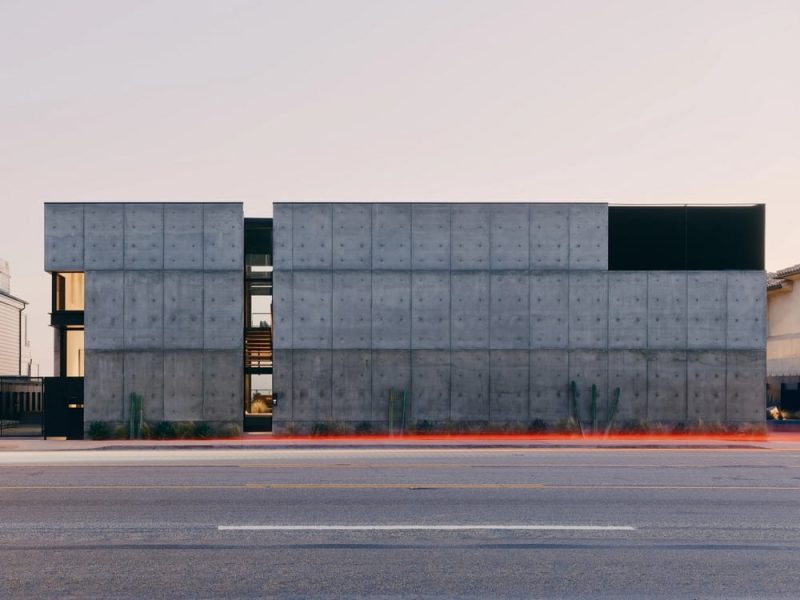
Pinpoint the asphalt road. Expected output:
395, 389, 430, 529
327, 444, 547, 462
2, 445, 800, 599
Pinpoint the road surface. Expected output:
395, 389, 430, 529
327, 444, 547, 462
1, 444, 799, 598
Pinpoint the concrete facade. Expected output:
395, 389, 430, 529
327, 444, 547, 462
45, 203, 243, 430
272, 203, 766, 430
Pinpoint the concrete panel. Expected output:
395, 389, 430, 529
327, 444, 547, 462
608, 273, 647, 349
411, 272, 450, 349
164, 272, 203, 349
490, 351, 529, 422
412, 204, 450, 269
569, 204, 607, 270
164, 203, 203, 270
687, 273, 726, 349
331, 351, 371, 421
123, 351, 164, 422
451, 272, 489, 349
647, 351, 686, 421
124, 204, 164, 270
292, 271, 332, 349
293, 203, 332, 270
202, 350, 242, 421
84, 271, 124, 350
123, 271, 163, 349
490, 204, 529, 270
451, 351, 489, 421
451, 204, 490, 270
272, 350, 293, 423
412, 351, 450, 422
272, 271, 292, 349
530, 204, 569, 269
163, 351, 203, 420
84, 351, 124, 422
568, 350, 608, 426
490, 273, 529, 349
647, 272, 687, 349
607, 351, 647, 422
44, 203, 84, 271
332, 204, 371, 269
727, 272, 767, 350
687, 351, 726, 422
84, 204, 123, 270
203, 271, 243, 350
530, 350, 569, 421
372, 204, 411, 270
371, 350, 411, 423
569, 272, 608, 349
203, 203, 243, 271
332, 272, 371, 349
726, 350, 766, 422
530, 273, 568, 349
272, 203, 293, 271
292, 350, 332, 421
372, 272, 411, 349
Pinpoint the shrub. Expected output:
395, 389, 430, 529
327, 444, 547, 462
275, 421, 300, 436
311, 422, 330, 436
355, 421, 373, 434
216, 423, 241, 438
194, 422, 213, 439
329, 421, 349, 435
414, 420, 434, 433
527, 419, 549, 433
112, 425, 128, 440
88, 421, 112, 440
153, 421, 176, 440
140, 421, 153, 439
174, 422, 196, 439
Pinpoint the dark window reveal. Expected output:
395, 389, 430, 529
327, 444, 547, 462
608, 205, 764, 271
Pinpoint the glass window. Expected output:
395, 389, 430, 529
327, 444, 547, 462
65, 328, 84, 377
55, 273, 85, 311
247, 374, 272, 416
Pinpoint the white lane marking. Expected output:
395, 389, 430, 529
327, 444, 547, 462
218, 525, 636, 531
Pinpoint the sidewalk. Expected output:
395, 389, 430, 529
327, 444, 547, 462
2, 431, 799, 452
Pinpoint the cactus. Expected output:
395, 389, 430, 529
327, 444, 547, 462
605, 387, 621, 436
570, 381, 585, 437
128, 393, 143, 440
400, 389, 407, 432
591, 384, 598, 434
388, 388, 395, 435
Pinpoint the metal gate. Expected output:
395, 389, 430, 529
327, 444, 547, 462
0, 377, 43, 437
43, 377, 84, 440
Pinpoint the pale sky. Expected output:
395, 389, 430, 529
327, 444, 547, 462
0, 0, 798, 375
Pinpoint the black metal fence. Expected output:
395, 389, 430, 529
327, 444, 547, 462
0, 377, 44, 437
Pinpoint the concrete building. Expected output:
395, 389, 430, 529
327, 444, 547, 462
44, 202, 767, 436
44, 203, 245, 434
0, 259, 28, 375
767, 265, 800, 413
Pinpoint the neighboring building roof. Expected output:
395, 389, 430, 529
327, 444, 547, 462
767, 264, 800, 293
776, 264, 800, 279
0, 290, 27, 309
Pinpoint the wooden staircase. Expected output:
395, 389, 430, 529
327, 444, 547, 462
245, 328, 272, 369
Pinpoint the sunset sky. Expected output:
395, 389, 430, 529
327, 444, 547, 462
1, 0, 798, 375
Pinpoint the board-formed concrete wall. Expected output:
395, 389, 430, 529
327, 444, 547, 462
45, 203, 243, 431
272, 202, 766, 431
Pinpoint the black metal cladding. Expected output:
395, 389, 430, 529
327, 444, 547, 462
244, 218, 272, 255
608, 205, 764, 270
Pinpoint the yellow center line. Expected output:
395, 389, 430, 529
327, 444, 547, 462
0, 483, 799, 491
